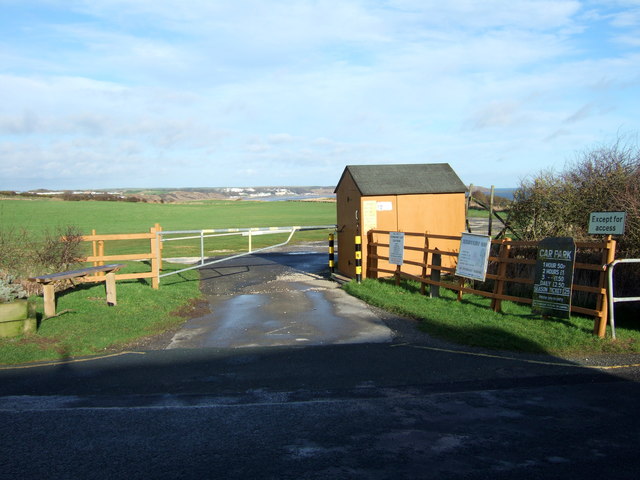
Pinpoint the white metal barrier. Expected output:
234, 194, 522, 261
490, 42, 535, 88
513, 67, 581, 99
607, 258, 640, 339
157, 225, 336, 282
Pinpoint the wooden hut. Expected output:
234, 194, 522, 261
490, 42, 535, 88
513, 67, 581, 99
334, 163, 467, 279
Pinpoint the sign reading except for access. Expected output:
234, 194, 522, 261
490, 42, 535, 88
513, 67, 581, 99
389, 232, 405, 266
455, 233, 491, 282
588, 211, 626, 235
532, 237, 576, 319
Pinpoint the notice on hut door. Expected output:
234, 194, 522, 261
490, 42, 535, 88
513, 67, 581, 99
362, 200, 377, 234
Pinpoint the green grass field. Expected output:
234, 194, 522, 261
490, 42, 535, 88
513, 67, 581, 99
0, 198, 335, 234
0, 198, 336, 258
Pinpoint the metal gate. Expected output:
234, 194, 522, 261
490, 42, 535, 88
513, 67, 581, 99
157, 225, 336, 283
607, 258, 640, 339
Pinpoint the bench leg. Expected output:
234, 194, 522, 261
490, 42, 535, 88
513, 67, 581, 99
105, 272, 117, 306
43, 284, 56, 318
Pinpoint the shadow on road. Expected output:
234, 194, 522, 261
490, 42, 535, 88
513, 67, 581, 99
1, 340, 639, 479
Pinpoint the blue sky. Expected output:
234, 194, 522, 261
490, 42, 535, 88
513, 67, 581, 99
1, 0, 639, 190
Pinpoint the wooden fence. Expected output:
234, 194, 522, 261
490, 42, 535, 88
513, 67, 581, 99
80, 224, 162, 289
366, 230, 616, 337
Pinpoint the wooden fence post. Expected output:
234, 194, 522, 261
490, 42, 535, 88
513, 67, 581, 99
97, 236, 105, 276
466, 184, 473, 233
91, 229, 98, 267
367, 231, 379, 279
488, 185, 495, 237
420, 233, 429, 296
151, 225, 160, 290
491, 238, 511, 313
430, 250, 441, 299
594, 235, 616, 337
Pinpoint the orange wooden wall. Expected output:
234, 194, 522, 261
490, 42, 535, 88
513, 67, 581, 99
336, 171, 466, 278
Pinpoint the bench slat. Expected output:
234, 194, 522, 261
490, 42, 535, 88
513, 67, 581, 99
29, 264, 124, 283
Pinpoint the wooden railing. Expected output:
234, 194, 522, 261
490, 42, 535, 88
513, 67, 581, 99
80, 224, 162, 289
366, 230, 616, 337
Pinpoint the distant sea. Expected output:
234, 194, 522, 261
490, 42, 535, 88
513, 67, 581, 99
249, 194, 336, 202
250, 190, 516, 202
493, 188, 517, 200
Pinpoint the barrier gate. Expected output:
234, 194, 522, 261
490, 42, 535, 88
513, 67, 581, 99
157, 225, 336, 283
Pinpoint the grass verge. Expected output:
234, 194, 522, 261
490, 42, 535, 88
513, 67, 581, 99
0, 263, 201, 365
344, 278, 640, 356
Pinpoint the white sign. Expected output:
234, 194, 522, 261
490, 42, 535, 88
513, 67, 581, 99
362, 200, 378, 234
389, 232, 405, 266
588, 211, 626, 235
456, 233, 491, 281
377, 201, 393, 211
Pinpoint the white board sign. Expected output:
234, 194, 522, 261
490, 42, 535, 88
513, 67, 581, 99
389, 232, 405, 266
377, 201, 393, 211
455, 233, 491, 281
588, 211, 626, 235
362, 200, 378, 234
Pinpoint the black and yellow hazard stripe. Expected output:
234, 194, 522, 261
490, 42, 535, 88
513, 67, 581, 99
355, 235, 362, 283
328, 233, 335, 273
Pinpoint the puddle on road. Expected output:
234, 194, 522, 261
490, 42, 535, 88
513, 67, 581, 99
204, 294, 268, 347
304, 289, 350, 338
169, 273, 392, 348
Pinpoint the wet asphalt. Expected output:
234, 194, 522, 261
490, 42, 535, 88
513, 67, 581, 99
165, 242, 392, 349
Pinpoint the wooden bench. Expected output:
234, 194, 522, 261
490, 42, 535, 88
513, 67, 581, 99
29, 264, 124, 318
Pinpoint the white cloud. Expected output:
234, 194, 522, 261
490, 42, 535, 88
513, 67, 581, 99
0, 1, 639, 189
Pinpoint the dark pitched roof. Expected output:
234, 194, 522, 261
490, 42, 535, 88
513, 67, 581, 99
335, 163, 467, 195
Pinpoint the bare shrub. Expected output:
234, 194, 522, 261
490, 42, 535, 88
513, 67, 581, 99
0, 225, 84, 296
35, 225, 84, 273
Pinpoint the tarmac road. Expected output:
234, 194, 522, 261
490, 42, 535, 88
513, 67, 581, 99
1, 343, 640, 479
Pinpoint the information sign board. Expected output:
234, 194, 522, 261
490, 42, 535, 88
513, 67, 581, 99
362, 200, 377, 235
588, 211, 626, 235
532, 237, 576, 319
389, 232, 405, 266
455, 233, 491, 281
